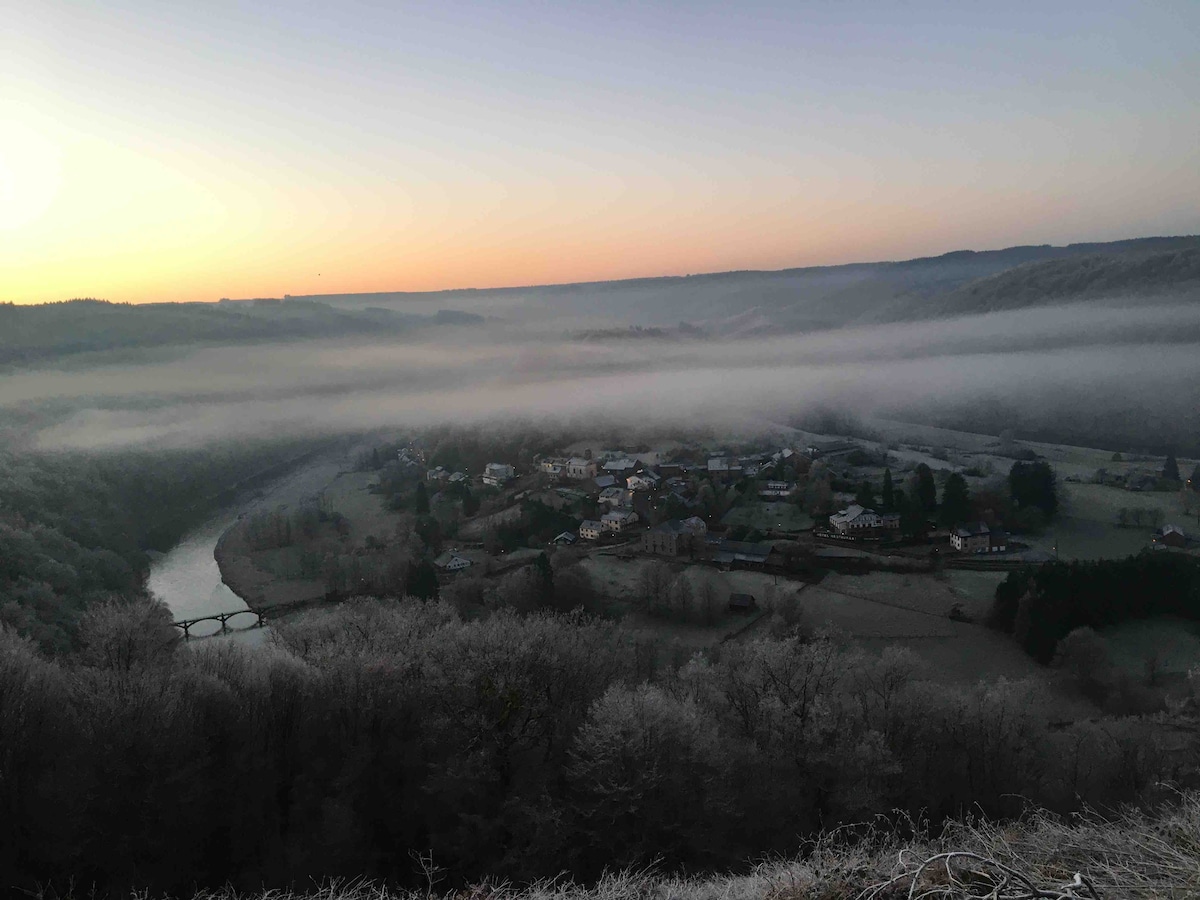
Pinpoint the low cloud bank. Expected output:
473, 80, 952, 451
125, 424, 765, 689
7, 302, 1200, 452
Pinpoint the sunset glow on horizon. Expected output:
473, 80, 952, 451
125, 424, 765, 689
4, 1, 1199, 305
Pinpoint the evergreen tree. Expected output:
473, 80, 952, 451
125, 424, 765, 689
881, 468, 895, 511
461, 486, 479, 516
913, 463, 937, 513
415, 481, 430, 514
938, 473, 972, 527
1009, 460, 1058, 519
855, 480, 876, 509
1190, 463, 1200, 492
532, 552, 555, 607
404, 559, 439, 600
899, 492, 927, 539
1163, 451, 1181, 483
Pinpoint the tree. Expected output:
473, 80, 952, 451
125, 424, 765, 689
461, 486, 479, 516
855, 480, 876, 509
899, 493, 927, 539
637, 562, 673, 615
1189, 463, 1200, 492
1008, 460, 1058, 519
912, 464, 937, 513
1163, 451, 1181, 483
1054, 627, 1112, 699
531, 552, 554, 607
881, 468, 895, 512
415, 482, 430, 514
404, 559, 439, 600
76, 597, 179, 672
938, 473, 972, 527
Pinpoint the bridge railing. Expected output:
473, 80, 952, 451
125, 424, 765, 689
172, 609, 266, 640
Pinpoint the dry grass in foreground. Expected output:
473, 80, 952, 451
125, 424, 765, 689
174, 792, 1200, 900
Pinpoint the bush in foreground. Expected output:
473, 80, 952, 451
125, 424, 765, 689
172, 792, 1200, 900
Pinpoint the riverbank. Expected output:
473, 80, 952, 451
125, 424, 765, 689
213, 452, 357, 612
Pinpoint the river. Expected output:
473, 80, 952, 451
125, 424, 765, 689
147, 451, 349, 644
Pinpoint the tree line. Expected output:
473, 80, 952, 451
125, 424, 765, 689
990, 553, 1200, 663
2, 596, 1195, 897
0, 439, 322, 651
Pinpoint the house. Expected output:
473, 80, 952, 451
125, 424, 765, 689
728, 593, 757, 614
708, 539, 777, 568
1158, 524, 1188, 548
448, 471, 468, 484
426, 466, 449, 482
759, 480, 795, 498
567, 457, 597, 479
599, 486, 633, 508
602, 457, 638, 474
950, 522, 1008, 553
551, 531, 577, 546
433, 551, 473, 572
482, 462, 516, 487
593, 474, 617, 490
707, 457, 743, 475
579, 520, 603, 541
626, 471, 661, 491
641, 516, 708, 556
601, 509, 639, 532
806, 441, 858, 459
539, 457, 568, 476
829, 505, 899, 535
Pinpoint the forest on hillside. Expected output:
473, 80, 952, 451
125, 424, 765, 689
0, 299, 480, 367
3, 596, 1199, 896
0, 439, 321, 650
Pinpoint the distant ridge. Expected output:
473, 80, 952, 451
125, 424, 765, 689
277, 235, 1199, 305
275, 235, 1200, 333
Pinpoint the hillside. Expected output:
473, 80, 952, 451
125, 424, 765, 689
284, 235, 1200, 332
909, 244, 1200, 319
188, 792, 1200, 899
0, 298, 481, 368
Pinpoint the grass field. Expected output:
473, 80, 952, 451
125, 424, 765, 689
1103, 616, 1200, 678
1022, 482, 1194, 561
722, 500, 813, 532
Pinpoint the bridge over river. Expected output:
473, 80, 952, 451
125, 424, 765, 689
172, 609, 268, 640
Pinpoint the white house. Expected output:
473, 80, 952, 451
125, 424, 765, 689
483, 462, 516, 487
829, 505, 900, 534
433, 551, 473, 572
579, 520, 603, 540
601, 509, 639, 532
950, 522, 1008, 553
759, 481, 795, 498
567, 457, 597, 479
626, 471, 661, 491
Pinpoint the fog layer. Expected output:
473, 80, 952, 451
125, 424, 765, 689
6, 302, 1200, 452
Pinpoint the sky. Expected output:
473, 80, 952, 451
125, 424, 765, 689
3, 0, 1199, 304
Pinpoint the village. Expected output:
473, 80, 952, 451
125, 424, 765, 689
405, 429, 1199, 611
215, 423, 1200, 685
